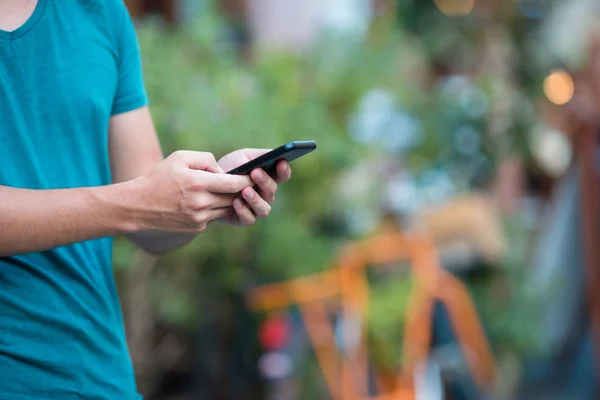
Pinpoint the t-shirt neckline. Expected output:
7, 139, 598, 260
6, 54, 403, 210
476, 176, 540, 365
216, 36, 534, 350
0, 0, 48, 42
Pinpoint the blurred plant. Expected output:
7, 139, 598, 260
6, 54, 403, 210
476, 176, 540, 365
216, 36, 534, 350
468, 214, 549, 357
367, 272, 414, 369
362, 212, 549, 375
121, 3, 433, 322
115, 2, 550, 396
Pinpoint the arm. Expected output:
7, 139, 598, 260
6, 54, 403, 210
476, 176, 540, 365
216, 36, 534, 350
0, 2, 262, 257
108, 107, 199, 254
0, 180, 142, 257
106, 0, 291, 254
108, 108, 293, 254
0, 147, 254, 257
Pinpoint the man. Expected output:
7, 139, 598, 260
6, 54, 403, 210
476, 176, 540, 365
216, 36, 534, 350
0, 0, 292, 398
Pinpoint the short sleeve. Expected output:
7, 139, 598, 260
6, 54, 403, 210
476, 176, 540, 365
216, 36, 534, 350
110, 1, 148, 116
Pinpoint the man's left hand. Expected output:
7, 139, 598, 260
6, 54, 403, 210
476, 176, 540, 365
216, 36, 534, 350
217, 149, 292, 226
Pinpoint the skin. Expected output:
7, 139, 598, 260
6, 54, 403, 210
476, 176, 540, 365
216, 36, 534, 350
108, 108, 291, 255
0, 0, 36, 31
0, 2, 292, 256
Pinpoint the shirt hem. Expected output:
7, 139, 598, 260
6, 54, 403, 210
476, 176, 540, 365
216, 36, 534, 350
0, 394, 79, 400
0, 393, 143, 400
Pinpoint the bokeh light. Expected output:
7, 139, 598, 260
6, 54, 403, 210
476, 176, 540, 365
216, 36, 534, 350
434, 0, 475, 16
543, 69, 574, 105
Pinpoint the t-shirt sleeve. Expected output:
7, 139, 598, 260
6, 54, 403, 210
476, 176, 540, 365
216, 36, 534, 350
110, 1, 148, 116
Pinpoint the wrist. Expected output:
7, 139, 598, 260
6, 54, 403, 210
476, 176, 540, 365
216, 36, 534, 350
87, 179, 149, 234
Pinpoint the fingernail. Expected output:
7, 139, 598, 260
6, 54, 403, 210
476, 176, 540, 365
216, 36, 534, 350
281, 163, 287, 172
255, 170, 264, 180
244, 189, 255, 199
234, 199, 242, 208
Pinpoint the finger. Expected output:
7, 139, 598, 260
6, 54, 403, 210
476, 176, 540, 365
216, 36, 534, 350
205, 207, 229, 222
274, 161, 291, 183
194, 193, 237, 209
233, 198, 256, 226
251, 169, 277, 203
242, 187, 272, 218
198, 171, 253, 193
196, 208, 230, 230
172, 151, 221, 173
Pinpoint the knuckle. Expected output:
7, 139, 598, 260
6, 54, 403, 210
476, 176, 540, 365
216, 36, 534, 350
258, 204, 271, 218
243, 217, 256, 226
192, 213, 207, 226
169, 150, 186, 162
194, 180, 208, 192
262, 190, 276, 203
191, 197, 209, 211
195, 223, 208, 233
184, 174, 205, 191
201, 152, 216, 163
178, 173, 198, 190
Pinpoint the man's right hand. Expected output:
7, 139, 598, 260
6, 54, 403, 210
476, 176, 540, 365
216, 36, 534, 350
130, 151, 253, 233
0, 150, 253, 256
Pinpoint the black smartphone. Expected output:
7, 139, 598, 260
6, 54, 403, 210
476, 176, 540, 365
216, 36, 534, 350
227, 141, 317, 176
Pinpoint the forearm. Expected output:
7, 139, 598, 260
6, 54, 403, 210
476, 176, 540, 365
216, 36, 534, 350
0, 182, 141, 256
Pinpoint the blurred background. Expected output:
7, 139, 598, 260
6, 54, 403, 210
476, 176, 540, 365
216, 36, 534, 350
115, 0, 600, 399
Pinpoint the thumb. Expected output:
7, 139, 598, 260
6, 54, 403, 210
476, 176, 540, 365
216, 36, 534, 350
172, 151, 221, 173
241, 149, 272, 160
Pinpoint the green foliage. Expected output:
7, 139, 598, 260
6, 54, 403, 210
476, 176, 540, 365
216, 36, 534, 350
362, 215, 549, 371
123, 12, 426, 294
470, 216, 551, 358
367, 273, 414, 369
120, 11, 377, 328
114, 6, 545, 370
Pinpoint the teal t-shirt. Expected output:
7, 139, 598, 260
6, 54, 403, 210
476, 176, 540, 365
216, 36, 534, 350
0, 0, 147, 398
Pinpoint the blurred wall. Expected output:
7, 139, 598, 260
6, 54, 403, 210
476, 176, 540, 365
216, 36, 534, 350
247, 0, 320, 52
247, 0, 371, 52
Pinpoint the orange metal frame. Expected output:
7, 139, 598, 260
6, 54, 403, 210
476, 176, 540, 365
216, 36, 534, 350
247, 230, 498, 400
